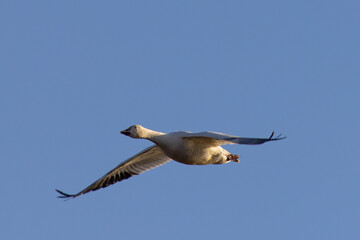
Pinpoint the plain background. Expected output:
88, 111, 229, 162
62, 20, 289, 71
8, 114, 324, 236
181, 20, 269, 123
1, 1, 359, 239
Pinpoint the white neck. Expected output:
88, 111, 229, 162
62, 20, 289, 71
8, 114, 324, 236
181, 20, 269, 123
143, 128, 165, 141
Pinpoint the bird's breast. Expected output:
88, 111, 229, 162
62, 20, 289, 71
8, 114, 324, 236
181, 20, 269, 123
154, 135, 229, 165
160, 141, 226, 165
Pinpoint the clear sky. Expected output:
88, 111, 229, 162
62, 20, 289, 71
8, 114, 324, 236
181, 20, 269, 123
1, 1, 359, 239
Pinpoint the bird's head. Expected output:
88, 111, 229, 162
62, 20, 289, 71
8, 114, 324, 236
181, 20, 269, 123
120, 125, 147, 139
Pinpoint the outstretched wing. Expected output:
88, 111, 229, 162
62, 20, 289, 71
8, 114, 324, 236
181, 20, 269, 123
183, 131, 286, 146
56, 145, 171, 199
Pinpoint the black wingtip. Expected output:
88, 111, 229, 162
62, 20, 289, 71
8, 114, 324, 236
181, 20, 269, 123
269, 131, 275, 139
56, 189, 76, 199
269, 131, 287, 141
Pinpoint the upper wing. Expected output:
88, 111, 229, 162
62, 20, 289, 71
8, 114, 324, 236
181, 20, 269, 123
183, 131, 286, 146
56, 145, 171, 199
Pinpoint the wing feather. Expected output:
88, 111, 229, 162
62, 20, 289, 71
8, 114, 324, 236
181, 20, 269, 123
56, 145, 171, 199
183, 131, 286, 146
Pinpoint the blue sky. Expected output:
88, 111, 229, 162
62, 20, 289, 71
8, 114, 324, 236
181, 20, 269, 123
1, 1, 359, 239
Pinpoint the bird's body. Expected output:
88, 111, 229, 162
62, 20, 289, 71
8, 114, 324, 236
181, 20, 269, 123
147, 130, 231, 165
56, 125, 285, 198
154, 132, 230, 165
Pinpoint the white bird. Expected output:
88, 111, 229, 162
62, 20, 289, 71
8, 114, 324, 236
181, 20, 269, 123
56, 125, 285, 198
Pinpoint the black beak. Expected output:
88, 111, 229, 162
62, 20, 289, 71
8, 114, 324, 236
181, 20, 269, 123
120, 128, 131, 136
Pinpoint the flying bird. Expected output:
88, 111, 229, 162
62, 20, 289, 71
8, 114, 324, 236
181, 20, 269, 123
56, 125, 286, 198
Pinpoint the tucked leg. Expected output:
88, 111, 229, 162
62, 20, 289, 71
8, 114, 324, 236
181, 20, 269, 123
227, 154, 240, 163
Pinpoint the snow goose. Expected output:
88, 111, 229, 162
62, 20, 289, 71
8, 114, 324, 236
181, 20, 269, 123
56, 125, 285, 198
